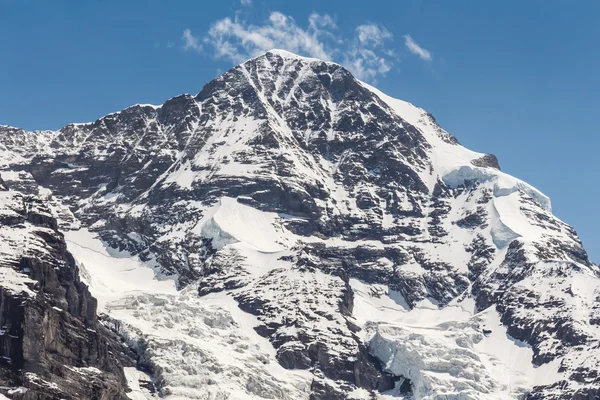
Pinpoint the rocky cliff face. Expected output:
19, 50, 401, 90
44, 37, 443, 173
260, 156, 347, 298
0, 49, 598, 399
0, 181, 135, 399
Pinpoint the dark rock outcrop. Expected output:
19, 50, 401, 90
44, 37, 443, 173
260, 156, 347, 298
471, 153, 501, 170
0, 186, 135, 399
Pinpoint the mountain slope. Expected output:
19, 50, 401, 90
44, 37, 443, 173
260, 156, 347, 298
0, 49, 598, 399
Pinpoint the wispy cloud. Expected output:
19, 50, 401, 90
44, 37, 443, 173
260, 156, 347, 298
344, 24, 394, 82
202, 12, 334, 64
181, 12, 400, 83
181, 13, 438, 81
182, 28, 202, 52
356, 24, 392, 47
240, 0, 252, 5
343, 48, 392, 83
403, 35, 432, 61
308, 13, 337, 31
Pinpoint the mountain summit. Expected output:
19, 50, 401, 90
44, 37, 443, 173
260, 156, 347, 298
0, 50, 597, 399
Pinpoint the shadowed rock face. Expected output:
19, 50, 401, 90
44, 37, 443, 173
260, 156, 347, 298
0, 50, 597, 399
0, 185, 135, 399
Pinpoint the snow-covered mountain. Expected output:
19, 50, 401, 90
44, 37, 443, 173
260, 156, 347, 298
0, 49, 598, 400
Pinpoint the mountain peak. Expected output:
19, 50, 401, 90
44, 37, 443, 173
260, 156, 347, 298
263, 48, 307, 59
246, 48, 336, 65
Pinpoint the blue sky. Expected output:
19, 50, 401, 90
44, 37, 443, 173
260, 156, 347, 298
1, 0, 598, 261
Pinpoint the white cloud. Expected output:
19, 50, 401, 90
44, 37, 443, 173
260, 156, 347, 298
182, 12, 397, 83
203, 12, 334, 64
182, 28, 202, 52
356, 24, 392, 47
343, 48, 392, 83
308, 13, 336, 31
404, 34, 432, 61
345, 23, 394, 83
240, 0, 252, 5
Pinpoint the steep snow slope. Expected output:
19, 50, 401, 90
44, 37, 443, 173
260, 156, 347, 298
64, 229, 177, 310
0, 49, 598, 399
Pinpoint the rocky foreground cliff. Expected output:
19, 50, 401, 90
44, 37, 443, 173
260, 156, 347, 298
0, 178, 135, 399
0, 50, 598, 399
